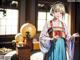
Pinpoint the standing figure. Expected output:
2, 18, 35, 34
39, 2, 79, 60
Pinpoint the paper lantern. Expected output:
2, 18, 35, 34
15, 33, 24, 47
20, 23, 36, 38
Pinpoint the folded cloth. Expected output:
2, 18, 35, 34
30, 52, 44, 60
4, 51, 16, 60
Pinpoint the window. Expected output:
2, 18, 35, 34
37, 11, 70, 32
0, 9, 19, 35
37, 11, 53, 31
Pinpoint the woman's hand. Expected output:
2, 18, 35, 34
72, 33, 79, 37
71, 33, 80, 40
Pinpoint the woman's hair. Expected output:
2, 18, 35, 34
50, 2, 65, 16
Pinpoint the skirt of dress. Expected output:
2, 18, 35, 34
45, 38, 66, 60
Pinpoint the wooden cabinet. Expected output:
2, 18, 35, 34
74, 37, 80, 60
17, 48, 31, 60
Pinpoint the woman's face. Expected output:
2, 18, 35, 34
53, 11, 62, 20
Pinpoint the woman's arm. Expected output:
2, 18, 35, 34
39, 22, 53, 54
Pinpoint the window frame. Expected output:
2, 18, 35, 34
0, 8, 19, 35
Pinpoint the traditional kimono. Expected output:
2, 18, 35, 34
39, 20, 74, 60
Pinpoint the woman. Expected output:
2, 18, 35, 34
39, 2, 79, 60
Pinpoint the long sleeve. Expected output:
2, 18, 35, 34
64, 23, 74, 60
39, 22, 53, 54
